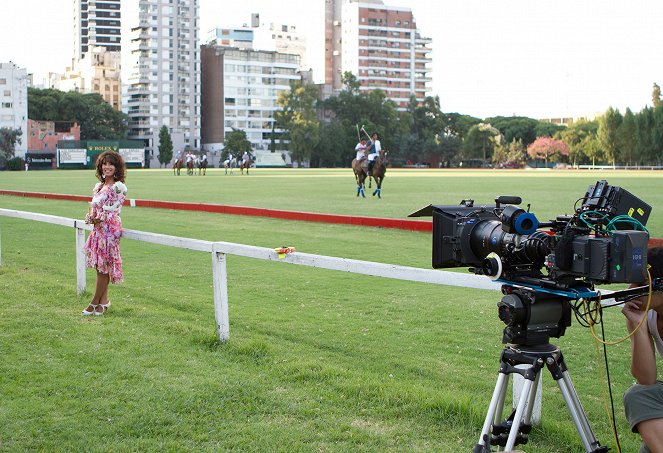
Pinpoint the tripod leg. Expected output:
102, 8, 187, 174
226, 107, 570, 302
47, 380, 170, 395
546, 355, 606, 452
504, 372, 537, 451
476, 372, 510, 451
557, 370, 603, 452
521, 370, 542, 426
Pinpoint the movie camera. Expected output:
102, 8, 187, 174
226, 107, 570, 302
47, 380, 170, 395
410, 180, 652, 452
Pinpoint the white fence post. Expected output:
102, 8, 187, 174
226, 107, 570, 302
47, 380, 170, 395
211, 243, 230, 342
75, 222, 86, 295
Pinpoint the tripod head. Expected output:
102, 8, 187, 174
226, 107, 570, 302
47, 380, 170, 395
497, 285, 580, 346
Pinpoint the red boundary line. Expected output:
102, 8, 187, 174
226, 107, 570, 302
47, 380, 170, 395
0, 189, 432, 232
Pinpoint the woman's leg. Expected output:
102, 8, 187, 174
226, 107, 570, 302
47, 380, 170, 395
84, 271, 110, 313
93, 272, 110, 313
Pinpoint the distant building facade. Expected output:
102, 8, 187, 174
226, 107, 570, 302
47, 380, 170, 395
27, 120, 81, 152
0, 62, 29, 158
326, 0, 432, 110
73, 0, 121, 59
54, 47, 122, 110
200, 45, 300, 153
207, 17, 308, 71
125, 0, 201, 167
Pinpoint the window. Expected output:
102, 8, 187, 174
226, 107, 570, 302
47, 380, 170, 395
0, 78, 6, 85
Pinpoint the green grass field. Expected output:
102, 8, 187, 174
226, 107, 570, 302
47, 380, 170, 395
0, 168, 660, 451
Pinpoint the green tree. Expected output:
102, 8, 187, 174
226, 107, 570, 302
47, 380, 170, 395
597, 107, 623, 165
275, 81, 320, 166
485, 116, 538, 146
442, 112, 481, 139
653, 83, 661, 108
635, 107, 655, 164
27, 87, 128, 140
0, 127, 22, 161
652, 104, 663, 165
493, 138, 526, 166
222, 128, 252, 159
157, 125, 173, 167
618, 108, 637, 166
463, 123, 503, 161
555, 120, 598, 167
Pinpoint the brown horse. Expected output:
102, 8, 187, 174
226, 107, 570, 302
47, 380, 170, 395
186, 159, 195, 175
198, 157, 208, 175
173, 158, 183, 175
240, 158, 254, 175
368, 150, 387, 198
351, 158, 368, 197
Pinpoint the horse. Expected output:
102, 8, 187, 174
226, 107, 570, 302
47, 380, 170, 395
368, 150, 387, 198
240, 158, 254, 175
186, 159, 195, 176
223, 158, 235, 175
173, 158, 183, 175
198, 157, 208, 176
351, 157, 368, 197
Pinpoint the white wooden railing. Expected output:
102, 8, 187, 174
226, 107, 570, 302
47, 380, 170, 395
0, 208, 499, 343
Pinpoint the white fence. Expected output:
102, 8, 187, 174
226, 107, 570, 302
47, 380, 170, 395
0, 208, 499, 343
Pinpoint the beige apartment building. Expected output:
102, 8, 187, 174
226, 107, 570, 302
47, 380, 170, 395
326, 0, 432, 109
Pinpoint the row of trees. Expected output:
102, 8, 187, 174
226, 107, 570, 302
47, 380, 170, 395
12, 81, 663, 169
271, 74, 663, 167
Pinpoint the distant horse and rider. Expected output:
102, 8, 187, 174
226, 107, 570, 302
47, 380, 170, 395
240, 152, 254, 175
198, 154, 208, 175
352, 128, 387, 198
223, 154, 236, 175
173, 156, 183, 175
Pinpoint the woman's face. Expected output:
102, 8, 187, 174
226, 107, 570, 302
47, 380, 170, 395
101, 159, 116, 179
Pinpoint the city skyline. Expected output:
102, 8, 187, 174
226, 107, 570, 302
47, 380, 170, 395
2, 0, 663, 119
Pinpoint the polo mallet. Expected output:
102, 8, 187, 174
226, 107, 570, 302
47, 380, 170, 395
356, 124, 361, 142
360, 125, 372, 142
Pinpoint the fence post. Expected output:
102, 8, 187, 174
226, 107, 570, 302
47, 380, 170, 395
75, 222, 86, 295
211, 243, 230, 342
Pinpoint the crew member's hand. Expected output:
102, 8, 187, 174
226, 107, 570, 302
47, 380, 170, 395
622, 299, 647, 329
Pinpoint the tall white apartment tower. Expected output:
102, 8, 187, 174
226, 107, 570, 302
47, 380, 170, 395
73, 0, 122, 59
0, 62, 29, 159
126, 0, 201, 166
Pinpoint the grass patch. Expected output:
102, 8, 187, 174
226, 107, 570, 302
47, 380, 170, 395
0, 169, 656, 451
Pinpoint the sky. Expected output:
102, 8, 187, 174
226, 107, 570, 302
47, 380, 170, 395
2, 0, 663, 119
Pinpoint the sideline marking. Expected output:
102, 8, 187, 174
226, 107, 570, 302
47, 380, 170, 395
0, 190, 432, 232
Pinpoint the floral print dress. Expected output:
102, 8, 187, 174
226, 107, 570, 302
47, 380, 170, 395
84, 182, 127, 283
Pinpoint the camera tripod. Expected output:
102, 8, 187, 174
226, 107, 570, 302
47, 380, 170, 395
474, 343, 608, 452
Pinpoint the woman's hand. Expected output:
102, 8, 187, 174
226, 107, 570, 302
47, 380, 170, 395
85, 214, 102, 225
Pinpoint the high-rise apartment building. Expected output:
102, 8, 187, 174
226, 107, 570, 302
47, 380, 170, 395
200, 45, 300, 153
73, 0, 121, 60
126, 0, 201, 166
0, 62, 29, 159
326, 0, 432, 109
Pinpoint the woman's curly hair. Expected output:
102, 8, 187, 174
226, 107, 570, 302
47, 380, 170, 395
95, 151, 126, 182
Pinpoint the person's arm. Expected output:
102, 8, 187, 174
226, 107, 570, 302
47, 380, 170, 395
623, 301, 658, 384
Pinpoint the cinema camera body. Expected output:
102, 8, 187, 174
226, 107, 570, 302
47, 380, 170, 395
410, 180, 651, 345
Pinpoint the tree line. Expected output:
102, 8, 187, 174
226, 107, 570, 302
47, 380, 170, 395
274, 74, 663, 168
6, 81, 663, 169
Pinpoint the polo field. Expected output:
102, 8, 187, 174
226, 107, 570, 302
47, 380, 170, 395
0, 168, 661, 451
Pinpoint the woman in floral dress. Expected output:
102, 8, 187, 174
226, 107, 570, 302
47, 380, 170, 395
82, 151, 128, 316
